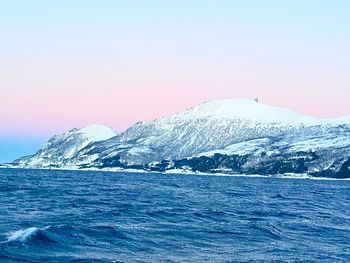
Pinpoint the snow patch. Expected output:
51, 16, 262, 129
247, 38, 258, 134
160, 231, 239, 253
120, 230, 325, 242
287, 135, 350, 152
194, 138, 270, 157
329, 116, 350, 125
79, 124, 117, 142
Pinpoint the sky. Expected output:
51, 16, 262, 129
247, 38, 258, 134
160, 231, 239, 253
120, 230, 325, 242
1, 0, 350, 163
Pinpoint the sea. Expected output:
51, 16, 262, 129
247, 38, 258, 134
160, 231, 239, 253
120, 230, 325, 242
1, 168, 350, 262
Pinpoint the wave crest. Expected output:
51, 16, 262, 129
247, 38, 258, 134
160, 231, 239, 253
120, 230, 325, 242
6, 226, 52, 243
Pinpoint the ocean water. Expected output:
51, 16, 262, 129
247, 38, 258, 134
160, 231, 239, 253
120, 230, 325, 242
1, 169, 350, 262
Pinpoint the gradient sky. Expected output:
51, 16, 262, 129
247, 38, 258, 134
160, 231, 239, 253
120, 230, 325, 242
1, 0, 350, 163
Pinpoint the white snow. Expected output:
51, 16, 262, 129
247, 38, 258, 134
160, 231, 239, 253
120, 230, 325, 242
79, 124, 117, 142
172, 99, 324, 125
287, 135, 350, 152
13, 124, 117, 167
329, 116, 350, 125
194, 138, 269, 157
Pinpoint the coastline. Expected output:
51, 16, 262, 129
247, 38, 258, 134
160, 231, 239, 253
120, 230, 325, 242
2, 165, 349, 181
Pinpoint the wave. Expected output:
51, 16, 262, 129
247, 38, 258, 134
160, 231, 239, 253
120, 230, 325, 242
7, 227, 40, 242
5, 226, 55, 244
3, 224, 131, 247
272, 193, 287, 199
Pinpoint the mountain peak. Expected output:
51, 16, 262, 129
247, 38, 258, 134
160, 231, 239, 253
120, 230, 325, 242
176, 98, 322, 125
78, 124, 117, 142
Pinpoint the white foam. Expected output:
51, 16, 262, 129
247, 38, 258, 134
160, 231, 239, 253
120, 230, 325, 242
6, 226, 50, 242
7, 227, 39, 242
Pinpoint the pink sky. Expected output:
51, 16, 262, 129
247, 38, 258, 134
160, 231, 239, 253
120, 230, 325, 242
2, 64, 349, 136
1, 1, 350, 136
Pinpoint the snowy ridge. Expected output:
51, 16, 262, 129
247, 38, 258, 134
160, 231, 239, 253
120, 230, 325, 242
193, 138, 270, 157
79, 124, 117, 142
169, 99, 324, 125
192, 126, 350, 157
330, 116, 350, 125
14, 125, 117, 168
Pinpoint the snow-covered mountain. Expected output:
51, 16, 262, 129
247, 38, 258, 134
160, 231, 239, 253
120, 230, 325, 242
147, 125, 350, 178
11, 99, 350, 178
73, 99, 325, 166
14, 124, 117, 168
170, 99, 323, 125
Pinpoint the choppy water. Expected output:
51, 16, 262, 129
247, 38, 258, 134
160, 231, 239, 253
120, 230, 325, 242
1, 169, 350, 262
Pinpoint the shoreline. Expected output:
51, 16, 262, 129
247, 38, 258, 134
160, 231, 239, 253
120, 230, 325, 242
1, 165, 349, 181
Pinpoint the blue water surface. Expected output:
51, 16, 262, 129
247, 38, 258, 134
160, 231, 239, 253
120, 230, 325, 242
1, 168, 350, 262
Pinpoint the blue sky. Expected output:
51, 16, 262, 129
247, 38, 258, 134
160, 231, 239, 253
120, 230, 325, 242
0, 136, 48, 163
